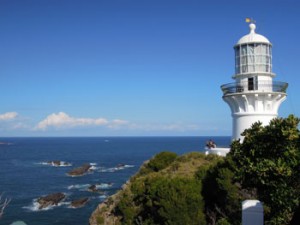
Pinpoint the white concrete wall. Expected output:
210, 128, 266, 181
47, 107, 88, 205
242, 200, 264, 225
232, 113, 276, 141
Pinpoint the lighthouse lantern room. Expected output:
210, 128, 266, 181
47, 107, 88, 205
221, 22, 288, 141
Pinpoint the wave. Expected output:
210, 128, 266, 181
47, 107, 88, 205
89, 165, 98, 171
22, 199, 70, 212
95, 195, 107, 199
37, 161, 72, 167
96, 183, 113, 189
68, 184, 90, 190
89, 195, 107, 200
98, 164, 134, 173
67, 183, 113, 191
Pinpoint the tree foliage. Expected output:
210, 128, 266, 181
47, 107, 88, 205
202, 159, 242, 225
202, 115, 300, 225
228, 115, 300, 224
141, 176, 205, 225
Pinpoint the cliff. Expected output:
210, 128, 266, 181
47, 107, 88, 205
89, 152, 220, 225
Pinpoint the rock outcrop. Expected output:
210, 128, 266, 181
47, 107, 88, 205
37, 192, 65, 209
67, 163, 92, 176
87, 185, 104, 194
71, 197, 89, 208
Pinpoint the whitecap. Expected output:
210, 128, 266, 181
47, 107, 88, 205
97, 164, 133, 173
37, 161, 72, 167
90, 195, 107, 200
67, 184, 90, 191
124, 165, 134, 168
68, 183, 113, 191
22, 200, 41, 212
89, 165, 98, 171
36, 162, 49, 166
95, 183, 113, 189
98, 195, 107, 199
23, 200, 56, 212
98, 168, 116, 173
55, 161, 72, 167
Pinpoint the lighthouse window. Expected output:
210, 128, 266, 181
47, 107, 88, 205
241, 45, 248, 73
260, 45, 266, 54
235, 47, 240, 74
247, 44, 255, 72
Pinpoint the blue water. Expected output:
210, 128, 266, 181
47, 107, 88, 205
0, 136, 230, 225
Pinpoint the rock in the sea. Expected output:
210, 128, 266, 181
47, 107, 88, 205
71, 197, 89, 208
88, 184, 105, 194
88, 184, 97, 192
37, 192, 65, 209
67, 163, 92, 176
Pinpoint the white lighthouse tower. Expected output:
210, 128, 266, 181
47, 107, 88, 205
221, 22, 288, 141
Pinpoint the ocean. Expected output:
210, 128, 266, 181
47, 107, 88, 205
0, 136, 230, 225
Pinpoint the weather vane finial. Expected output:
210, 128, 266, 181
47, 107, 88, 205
245, 18, 256, 24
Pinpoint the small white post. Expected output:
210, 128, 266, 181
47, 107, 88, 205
242, 200, 263, 225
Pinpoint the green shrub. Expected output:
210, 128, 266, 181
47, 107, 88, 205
202, 160, 242, 225
146, 151, 177, 172
141, 176, 206, 225
115, 191, 136, 225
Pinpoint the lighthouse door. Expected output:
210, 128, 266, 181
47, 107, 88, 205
248, 77, 258, 91
248, 77, 254, 90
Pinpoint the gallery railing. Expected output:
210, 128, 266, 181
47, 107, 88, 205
221, 81, 288, 95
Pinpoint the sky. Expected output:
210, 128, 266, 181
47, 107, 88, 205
0, 0, 299, 137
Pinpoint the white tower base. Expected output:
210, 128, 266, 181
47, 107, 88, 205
232, 113, 277, 141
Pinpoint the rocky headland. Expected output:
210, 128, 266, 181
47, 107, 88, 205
89, 152, 215, 225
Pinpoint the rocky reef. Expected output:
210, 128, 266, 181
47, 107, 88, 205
37, 192, 65, 209
67, 163, 92, 176
71, 197, 89, 208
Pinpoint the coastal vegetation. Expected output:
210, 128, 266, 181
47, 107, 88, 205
90, 115, 300, 225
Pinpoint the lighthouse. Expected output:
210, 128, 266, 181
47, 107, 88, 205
221, 22, 288, 141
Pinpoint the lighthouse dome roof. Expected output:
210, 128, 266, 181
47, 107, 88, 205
236, 23, 271, 45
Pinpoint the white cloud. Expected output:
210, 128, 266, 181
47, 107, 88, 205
34, 112, 129, 130
0, 112, 18, 121
107, 119, 129, 129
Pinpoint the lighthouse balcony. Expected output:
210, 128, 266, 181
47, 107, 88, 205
221, 81, 288, 95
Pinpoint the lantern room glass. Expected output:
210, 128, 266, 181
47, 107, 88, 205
235, 43, 272, 74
